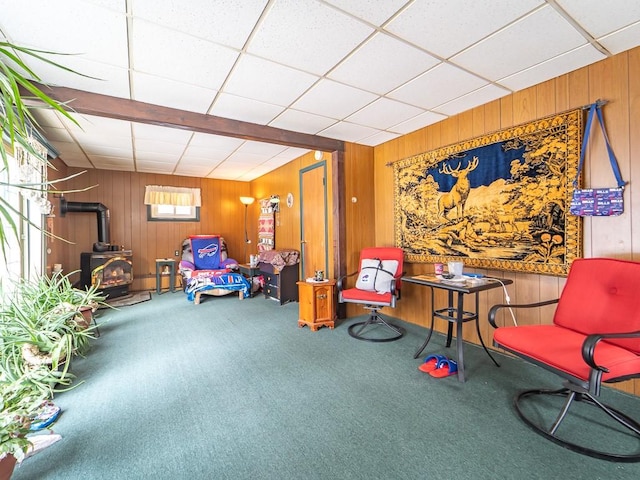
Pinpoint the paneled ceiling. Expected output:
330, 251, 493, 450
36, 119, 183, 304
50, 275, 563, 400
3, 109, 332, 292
1, 0, 639, 181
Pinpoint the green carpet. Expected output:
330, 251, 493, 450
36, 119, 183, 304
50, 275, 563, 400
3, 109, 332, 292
12, 292, 640, 479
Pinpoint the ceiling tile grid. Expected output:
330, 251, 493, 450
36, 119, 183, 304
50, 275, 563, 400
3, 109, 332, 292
0, 0, 639, 181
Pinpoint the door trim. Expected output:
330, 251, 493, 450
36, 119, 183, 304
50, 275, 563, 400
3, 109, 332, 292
299, 160, 328, 278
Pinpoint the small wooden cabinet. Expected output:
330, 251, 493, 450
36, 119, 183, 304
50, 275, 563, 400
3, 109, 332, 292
297, 280, 336, 331
259, 262, 299, 305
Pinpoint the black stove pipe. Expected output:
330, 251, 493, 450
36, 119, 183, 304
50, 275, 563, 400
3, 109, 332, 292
59, 197, 111, 244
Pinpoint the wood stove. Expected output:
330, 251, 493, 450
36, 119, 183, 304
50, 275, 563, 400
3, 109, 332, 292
80, 250, 133, 298
60, 197, 134, 298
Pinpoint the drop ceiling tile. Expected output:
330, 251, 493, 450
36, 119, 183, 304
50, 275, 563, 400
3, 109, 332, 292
189, 133, 245, 151
173, 166, 213, 177
182, 147, 234, 164
499, 44, 605, 92
84, 144, 133, 158
345, 98, 424, 130
71, 134, 132, 153
88, 156, 135, 170
83, 0, 126, 12
134, 139, 187, 156
433, 84, 510, 117
95, 164, 135, 172
0, 0, 128, 68
135, 151, 180, 163
261, 156, 294, 168
210, 93, 285, 125
451, 5, 587, 81
388, 63, 487, 110
237, 165, 272, 181
23, 56, 130, 98
598, 22, 640, 55
236, 141, 287, 157
61, 115, 132, 137
247, 0, 374, 75
38, 127, 74, 144
223, 152, 269, 165
55, 142, 91, 162
131, 18, 239, 90
132, 123, 193, 143
556, 0, 640, 38
206, 167, 247, 180
60, 156, 94, 169
223, 55, 319, 106
291, 79, 378, 119
319, 121, 380, 143
179, 155, 225, 167
31, 110, 65, 129
323, 0, 409, 25
136, 166, 173, 174
131, 72, 218, 114
136, 160, 178, 169
274, 147, 311, 162
385, 0, 543, 58
328, 33, 440, 95
132, 0, 268, 49
269, 110, 337, 135
390, 111, 448, 135
358, 130, 401, 147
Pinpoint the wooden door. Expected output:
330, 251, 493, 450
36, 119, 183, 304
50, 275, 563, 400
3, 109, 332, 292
300, 162, 328, 280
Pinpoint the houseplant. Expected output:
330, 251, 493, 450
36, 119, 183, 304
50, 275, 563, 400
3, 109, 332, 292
1, 41, 101, 478
0, 271, 105, 396
0, 370, 47, 473
0, 271, 104, 479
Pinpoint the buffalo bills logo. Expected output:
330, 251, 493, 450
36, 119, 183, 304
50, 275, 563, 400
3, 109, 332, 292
197, 243, 219, 259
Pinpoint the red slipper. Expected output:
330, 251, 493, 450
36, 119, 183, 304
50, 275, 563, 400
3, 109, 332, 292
418, 354, 447, 373
429, 358, 458, 378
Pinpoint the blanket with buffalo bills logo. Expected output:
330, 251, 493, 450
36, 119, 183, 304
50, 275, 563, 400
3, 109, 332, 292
185, 271, 250, 301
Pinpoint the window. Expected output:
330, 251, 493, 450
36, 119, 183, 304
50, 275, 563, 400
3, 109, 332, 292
0, 146, 44, 283
144, 185, 201, 222
147, 204, 200, 221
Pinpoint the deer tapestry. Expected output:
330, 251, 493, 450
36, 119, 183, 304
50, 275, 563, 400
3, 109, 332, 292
393, 109, 583, 276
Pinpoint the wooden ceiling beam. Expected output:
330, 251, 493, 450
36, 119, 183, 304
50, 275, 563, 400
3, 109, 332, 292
35, 84, 345, 152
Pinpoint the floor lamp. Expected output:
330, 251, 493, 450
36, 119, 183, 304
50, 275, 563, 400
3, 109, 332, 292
240, 196, 255, 263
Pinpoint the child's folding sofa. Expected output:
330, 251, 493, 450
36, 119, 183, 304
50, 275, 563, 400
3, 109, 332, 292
179, 235, 250, 303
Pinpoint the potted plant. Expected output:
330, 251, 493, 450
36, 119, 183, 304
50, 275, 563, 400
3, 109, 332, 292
0, 371, 47, 479
1, 41, 95, 479
0, 271, 106, 396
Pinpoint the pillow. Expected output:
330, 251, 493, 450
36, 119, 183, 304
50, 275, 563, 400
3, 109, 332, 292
179, 260, 195, 272
189, 235, 221, 270
355, 259, 399, 293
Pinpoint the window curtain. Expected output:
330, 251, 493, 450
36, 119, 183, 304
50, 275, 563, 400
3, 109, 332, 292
144, 185, 201, 206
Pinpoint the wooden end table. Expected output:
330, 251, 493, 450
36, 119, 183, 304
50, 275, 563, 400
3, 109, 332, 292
297, 279, 336, 331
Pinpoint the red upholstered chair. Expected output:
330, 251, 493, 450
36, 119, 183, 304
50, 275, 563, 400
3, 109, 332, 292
489, 258, 640, 462
337, 247, 405, 342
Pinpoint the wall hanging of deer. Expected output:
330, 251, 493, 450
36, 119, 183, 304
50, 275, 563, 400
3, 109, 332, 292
392, 108, 584, 276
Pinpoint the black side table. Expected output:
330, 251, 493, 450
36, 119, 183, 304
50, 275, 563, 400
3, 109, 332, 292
238, 264, 261, 297
155, 258, 176, 294
402, 274, 513, 382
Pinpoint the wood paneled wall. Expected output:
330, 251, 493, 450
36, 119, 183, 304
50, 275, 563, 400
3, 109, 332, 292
251, 144, 375, 316
373, 46, 640, 395
47, 167, 250, 291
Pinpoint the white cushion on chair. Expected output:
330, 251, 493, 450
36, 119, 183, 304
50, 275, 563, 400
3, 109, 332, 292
355, 259, 399, 293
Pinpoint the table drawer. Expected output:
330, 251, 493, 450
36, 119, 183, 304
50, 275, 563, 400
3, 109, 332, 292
262, 271, 278, 286
264, 284, 279, 299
